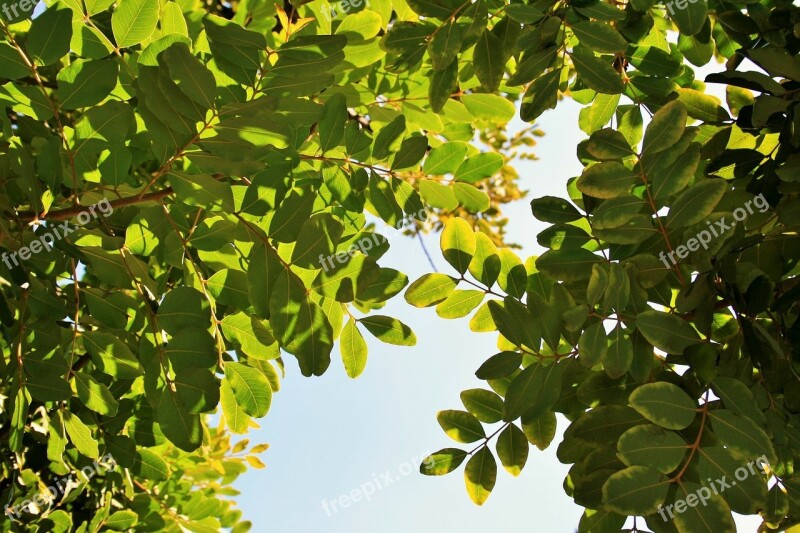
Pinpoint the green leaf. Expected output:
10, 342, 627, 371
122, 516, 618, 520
580, 93, 621, 134
359, 315, 416, 346
429, 60, 458, 113
420, 448, 468, 475
536, 249, 603, 281
577, 162, 638, 199
130, 448, 169, 481
314, 253, 382, 303
161, 43, 217, 109
469, 302, 497, 333
169, 171, 234, 212
464, 447, 497, 505
650, 143, 701, 201
707, 410, 777, 465
579, 321, 608, 367
372, 115, 406, 161
468, 232, 502, 287
530, 196, 582, 223
74, 372, 119, 416
521, 411, 557, 450
570, 52, 624, 94
420, 179, 459, 210
367, 174, 404, 226
221, 379, 250, 434
0, 42, 29, 79
676, 88, 730, 123
26, 373, 72, 402
520, 69, 560, 122
496, 423, 528, 476
158, 391, 203, 452
710, 377, 767, 425
83, 331, 144, 379
84, 0, 114, 16
454, 152, 504, 183
224, 362, 272, 418
473, 29, 504, 92
157, 287, 211, 335
592, 195, 647, 230
617, 424, 687, 473
165, 328, 216, 371
290, 213, 343, 268
497, 249, 526, 298
161, 1, 188, 36
488, 298, 540, 351
105, 510, 138, 531
57, 59, 118, 110
453, 183, 490, 212
174, 368, 220, 414
112, 0, 159, 48
504, 4, 545, 23
405, 273, 458, 307
697, 446, 767, 514
405, 0, 457, 18
602, 466, 669, 515
507, 47, 557, 87
75, 100, 135, 144
435, 289, 484, 319
503, 361, 564, 421
9, 387, 28, 452
207, 269, 251, 309
587, 264, 609, 307
586, 128, 634, 160
635, 310, 701, 354
461, 94, 515, 123
629, 382, 697, 430
461, 388, 504, 424
627, 46, 682, 77
392, 136, 428, 170
475, 351, 522, 380
335, 10, 382, 40
27, 7, 73, 65
669, 0, 708, 36
341, 318, 368, 379
247, 241, 284, 318
220, 313, 277, 360
428, 22, 462, 71
604, 328, 633, 379
571, 21, 627, 53
441, 217, 476, 274
603, 264, 629, 312
665, 179, 727, 229
63, 412, 100, 459
642, 100, 687, 155
424, 142, 469, 175
319, 93, 347, 152
672, 482, 736, 532
437, 409, 485, 443
269, 269, 334, 376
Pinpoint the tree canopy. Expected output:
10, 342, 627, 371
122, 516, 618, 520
0, 0, 798, 530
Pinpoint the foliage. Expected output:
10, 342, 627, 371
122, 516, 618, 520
0, 0, 797, 530
0, 0, 529, 529
409, 0, 800, 531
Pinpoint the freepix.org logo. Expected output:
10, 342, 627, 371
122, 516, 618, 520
1, 0, 40, 24
5, 454, 116, 520
1, 198, 113, 270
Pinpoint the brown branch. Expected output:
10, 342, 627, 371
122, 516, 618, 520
671, 392, 710, 483
15, 187, 175, 223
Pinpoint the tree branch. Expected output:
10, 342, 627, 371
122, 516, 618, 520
15, 188, 175, 223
